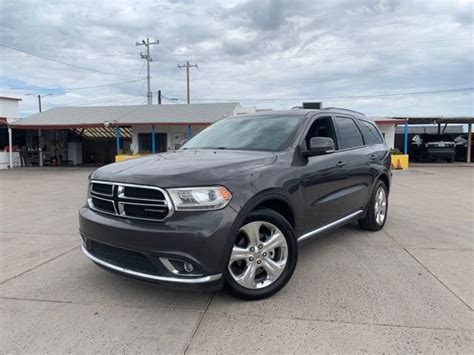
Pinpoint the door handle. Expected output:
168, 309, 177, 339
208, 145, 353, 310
336, 161, 346, 167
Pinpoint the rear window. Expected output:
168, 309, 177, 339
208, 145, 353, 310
360, 120, 384, 145
334, 117, 364, 149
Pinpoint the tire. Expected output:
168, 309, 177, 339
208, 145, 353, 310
225, 209, 297, 300
358, 180, 388, 231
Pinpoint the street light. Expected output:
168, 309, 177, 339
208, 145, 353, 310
26, 93, 52, 112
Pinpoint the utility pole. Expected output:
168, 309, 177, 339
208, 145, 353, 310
178, 61, 198, 104
157, 90, 162, 105
136, 37, 159, 105
26, 93, 51, 112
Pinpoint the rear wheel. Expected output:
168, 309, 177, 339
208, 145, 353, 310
225, 209, 297, 300
358, 180, 388, 231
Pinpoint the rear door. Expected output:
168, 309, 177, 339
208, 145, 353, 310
331, 115, 373, 216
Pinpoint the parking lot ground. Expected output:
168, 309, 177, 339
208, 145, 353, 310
1, 166, 473, 353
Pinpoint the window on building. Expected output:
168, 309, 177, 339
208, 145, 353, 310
334, 116, 364, 149
138, 133, 167, 153
359, 120, 384, 145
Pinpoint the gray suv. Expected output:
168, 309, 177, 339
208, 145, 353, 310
79, 108, 391, 299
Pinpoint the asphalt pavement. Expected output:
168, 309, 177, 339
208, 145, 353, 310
1, 166, 472, 353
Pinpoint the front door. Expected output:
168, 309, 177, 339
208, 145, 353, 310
299, 116, 349, 232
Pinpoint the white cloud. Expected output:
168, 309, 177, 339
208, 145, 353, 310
0, 0, 472, 116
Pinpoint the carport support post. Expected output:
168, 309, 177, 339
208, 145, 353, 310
8, 125, 13, 169
38, 129, 43, 167
403, 120, 409, 154
151, 125, 156, 154
115, 126, 120, 154
187, 125, 192, 139
467, 123, 472, 163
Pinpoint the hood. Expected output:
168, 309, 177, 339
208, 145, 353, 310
91, 149, 277, 187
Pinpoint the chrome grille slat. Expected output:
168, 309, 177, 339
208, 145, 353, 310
88, 180, 173, 222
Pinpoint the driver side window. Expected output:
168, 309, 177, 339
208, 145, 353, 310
305, 116, 338, 150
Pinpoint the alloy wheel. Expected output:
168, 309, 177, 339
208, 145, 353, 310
374, 186, 387, 225
228, 221, 288, 289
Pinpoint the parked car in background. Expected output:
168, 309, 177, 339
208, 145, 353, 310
410, 133, 456, 162
454, 134, 474, 162
79, 108, 391, 300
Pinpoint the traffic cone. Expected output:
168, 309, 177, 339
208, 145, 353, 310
396, 159, 402, 170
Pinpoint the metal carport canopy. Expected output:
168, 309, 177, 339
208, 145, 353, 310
390, 116, 474, 125
392, 116, 474, 163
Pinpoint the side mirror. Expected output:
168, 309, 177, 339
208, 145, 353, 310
305, 137, 336, 157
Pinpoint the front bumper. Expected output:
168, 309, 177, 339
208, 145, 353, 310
81, 244, 222, 284
427, 148, 455, 158
79, 205, 238, 290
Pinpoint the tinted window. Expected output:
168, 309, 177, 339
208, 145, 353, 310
182, 115, 305, 152
334, 117, 364, 149
360, 120, 384, 145
138, 133, 167, 153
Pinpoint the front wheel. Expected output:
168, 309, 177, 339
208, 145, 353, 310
358, 180, 388, 231
225, 209, 297, 300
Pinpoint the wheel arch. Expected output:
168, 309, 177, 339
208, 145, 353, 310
235, 189, 297, 233
378, 172, 391, 194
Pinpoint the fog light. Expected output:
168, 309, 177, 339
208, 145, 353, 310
184, 262, 194, 273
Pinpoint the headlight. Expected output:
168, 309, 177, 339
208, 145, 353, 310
167, 186, 232, 211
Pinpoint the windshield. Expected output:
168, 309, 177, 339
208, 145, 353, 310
182, 115, 305, 151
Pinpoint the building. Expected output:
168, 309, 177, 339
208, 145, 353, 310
8, 103, 247, 166
0, 96, 22, 169
370, 117, 406, 149
10, 102, 470, 167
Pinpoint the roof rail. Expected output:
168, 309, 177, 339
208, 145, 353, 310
323, 107, 366, 116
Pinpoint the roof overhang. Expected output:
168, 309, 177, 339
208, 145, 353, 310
0, 96, 22, 101
9, 121, 214, 130
391, 117, 474, 125
374, 119, 407, 125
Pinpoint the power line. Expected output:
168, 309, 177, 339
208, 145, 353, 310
137, 61, 146, 76
161, 95, 179, 104
38, 86, 472, 110
43, 95, 145, 109
72, 96, 145, 107
57, 78, 146, 91
177, 87, 474, 102
0, 43, 139, 78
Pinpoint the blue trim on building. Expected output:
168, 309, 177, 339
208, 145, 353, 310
403, 121, 409, 154
115, 126, 120, 153
151, 125, 156, 154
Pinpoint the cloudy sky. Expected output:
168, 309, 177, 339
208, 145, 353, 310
0, 0, 473, 117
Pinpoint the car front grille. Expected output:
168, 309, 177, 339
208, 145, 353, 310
88, 181, 172, 221
91, 196, 115, 214
88, 240, 158, 275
